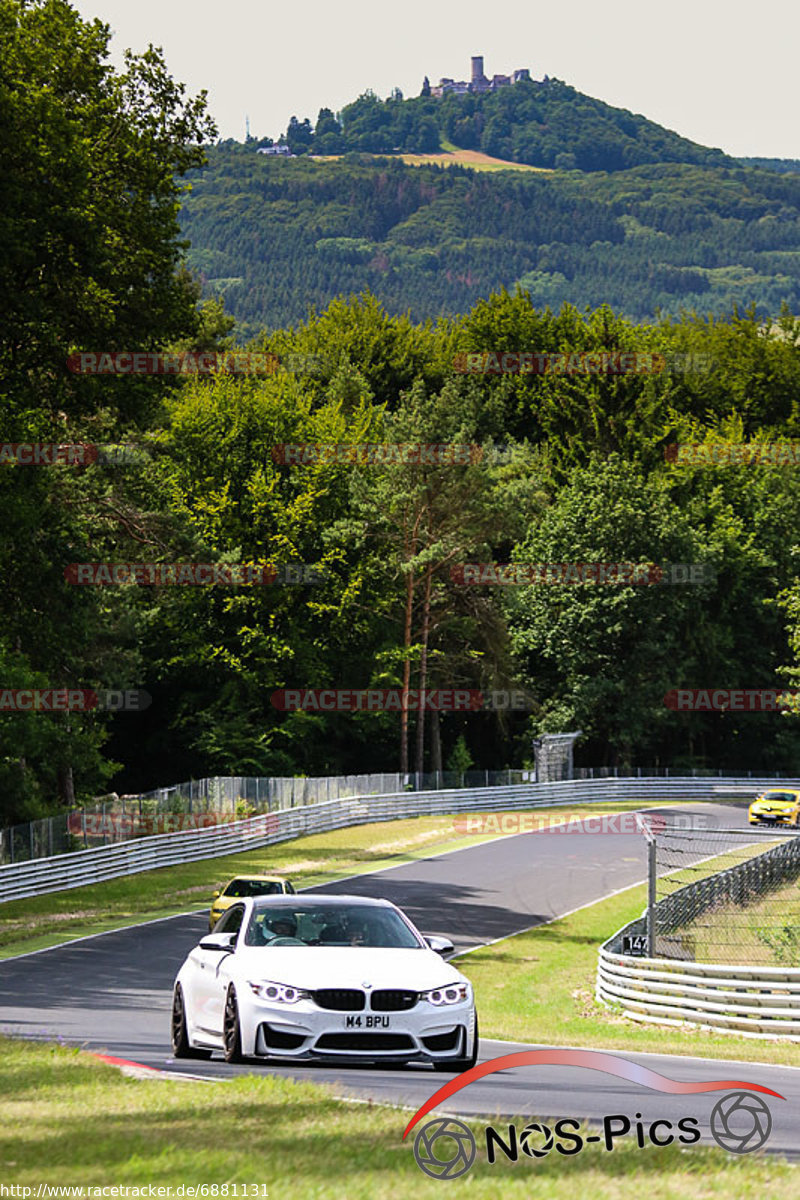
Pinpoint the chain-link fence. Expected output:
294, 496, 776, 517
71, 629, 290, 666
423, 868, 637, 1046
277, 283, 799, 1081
649, 822, 800, 965
0, 768, 534, 865
574, 767, 793, 779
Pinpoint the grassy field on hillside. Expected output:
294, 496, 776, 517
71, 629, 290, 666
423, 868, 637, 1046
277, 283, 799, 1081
310, 146, 552, 171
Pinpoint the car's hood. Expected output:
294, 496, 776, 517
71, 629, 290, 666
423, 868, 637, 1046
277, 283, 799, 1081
752, 798, 796, 810
231, 946, 465, 991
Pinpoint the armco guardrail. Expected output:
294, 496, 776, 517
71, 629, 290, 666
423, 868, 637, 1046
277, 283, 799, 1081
597, 947, 800, 1039
0, 769, 535, 865
597, 825, 800, 1039
2, 766, 793, 866
0, 783, 538, 903
1, 774, 798, 905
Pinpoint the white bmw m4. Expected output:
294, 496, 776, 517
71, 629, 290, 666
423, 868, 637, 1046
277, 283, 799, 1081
171, 894, 478, 1071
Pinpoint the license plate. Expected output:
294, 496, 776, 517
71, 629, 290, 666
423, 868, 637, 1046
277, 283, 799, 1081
344, 1014, 391, 1028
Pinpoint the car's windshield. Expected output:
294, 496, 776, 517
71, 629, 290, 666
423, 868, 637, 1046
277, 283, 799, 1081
761, 792, 796, 803
224, 879, 284, 897
243, 904, 423, 948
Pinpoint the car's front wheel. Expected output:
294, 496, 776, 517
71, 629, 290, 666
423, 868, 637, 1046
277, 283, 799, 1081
171, 985, 212, 1060
223, 985, 244, 1063
433, 1015, 479, 1073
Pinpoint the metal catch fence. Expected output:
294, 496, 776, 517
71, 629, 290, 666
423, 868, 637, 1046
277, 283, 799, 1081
648, 821, 800, 964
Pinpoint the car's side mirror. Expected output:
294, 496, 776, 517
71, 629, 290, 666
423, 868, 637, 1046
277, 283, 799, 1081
424, 935, 455, 957
211, 890, 221, 900
199, 932, 236, 952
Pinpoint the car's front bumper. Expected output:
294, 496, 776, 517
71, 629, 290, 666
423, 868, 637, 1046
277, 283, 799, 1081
749, 809, 797, 824
242, 997, 476, 1062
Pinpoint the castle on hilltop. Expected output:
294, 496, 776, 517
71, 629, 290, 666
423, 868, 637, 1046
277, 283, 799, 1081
427, 56, 531, 98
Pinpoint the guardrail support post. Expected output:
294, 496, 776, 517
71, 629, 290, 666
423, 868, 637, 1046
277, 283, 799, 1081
647, 837, 657, 957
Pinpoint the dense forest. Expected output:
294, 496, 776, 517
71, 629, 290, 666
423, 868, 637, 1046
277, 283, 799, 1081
181, 148, 800, 331
5, 0, 800, 828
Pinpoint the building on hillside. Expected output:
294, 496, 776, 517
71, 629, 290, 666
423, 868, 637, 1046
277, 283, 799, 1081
429, 56, 532, 97
257, 144, 293, 156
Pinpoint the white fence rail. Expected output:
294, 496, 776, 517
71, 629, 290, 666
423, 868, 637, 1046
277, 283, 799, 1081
1, 774, 798, 906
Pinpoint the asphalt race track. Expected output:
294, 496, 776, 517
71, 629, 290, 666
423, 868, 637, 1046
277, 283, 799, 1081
1, 801, 798, 1157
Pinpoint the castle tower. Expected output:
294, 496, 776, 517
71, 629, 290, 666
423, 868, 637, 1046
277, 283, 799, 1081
471, 55, 484, 84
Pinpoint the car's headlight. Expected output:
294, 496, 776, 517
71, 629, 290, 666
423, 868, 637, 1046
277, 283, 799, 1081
248, 980, 310, 1004
420, 983, 470, 1006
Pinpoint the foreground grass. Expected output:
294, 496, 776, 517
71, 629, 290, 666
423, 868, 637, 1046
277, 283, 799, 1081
0, 1038, 794, 1197
460, 883, 800, 1067
0, 801, 674, 958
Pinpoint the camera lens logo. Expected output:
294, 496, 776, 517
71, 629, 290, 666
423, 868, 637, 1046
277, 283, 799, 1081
519, 1121, 554, 1157
413, 1117, 476, 1179
710, 1091, 772, 1154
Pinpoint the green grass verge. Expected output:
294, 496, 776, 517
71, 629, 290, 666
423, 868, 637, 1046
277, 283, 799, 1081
0, 801, 684, 959
459, 882, 800, 1067
0, 1037, 795, 1196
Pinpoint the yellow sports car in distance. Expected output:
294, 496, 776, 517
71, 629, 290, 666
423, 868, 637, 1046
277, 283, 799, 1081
748, 789, 800, 827
209, 875, 295, 929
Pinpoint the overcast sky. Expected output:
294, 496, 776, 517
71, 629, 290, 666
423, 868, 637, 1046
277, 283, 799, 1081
72, 0, 798, 159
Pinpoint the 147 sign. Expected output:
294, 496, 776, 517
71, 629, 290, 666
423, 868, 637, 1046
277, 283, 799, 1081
622, 934, 648, 957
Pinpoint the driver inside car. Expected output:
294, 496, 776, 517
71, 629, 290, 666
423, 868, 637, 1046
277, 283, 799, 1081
253, 915, 299, 944
268, 915, 298, 939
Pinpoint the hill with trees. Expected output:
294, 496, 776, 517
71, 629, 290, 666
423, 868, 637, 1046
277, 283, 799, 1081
181, 146, 800, 332
8, 0, 800, 827
276, 77, 732, 174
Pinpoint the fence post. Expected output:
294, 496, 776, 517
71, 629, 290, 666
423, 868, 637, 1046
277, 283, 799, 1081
647, 838, 657, 958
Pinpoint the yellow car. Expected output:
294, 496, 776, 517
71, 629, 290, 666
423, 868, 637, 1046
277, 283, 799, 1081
748, 789, 800, 827
209, 875, 295, 930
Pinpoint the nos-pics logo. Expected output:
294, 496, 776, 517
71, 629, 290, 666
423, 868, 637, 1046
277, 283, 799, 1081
404, 1049, 782, 1179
